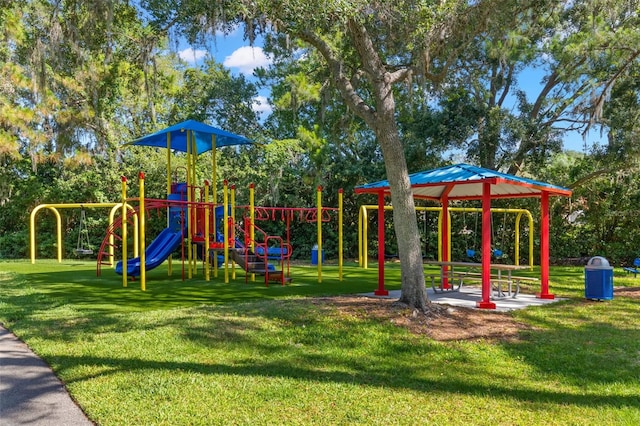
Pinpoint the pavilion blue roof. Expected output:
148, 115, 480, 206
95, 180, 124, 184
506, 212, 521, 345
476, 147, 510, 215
126, 119, 253, 155
355, 163, 572, 200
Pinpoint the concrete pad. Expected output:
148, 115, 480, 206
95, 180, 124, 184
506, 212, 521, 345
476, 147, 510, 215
360, 286, 564, 312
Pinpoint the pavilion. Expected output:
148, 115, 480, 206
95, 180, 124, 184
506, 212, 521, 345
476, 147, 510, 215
355, 163, 572, 309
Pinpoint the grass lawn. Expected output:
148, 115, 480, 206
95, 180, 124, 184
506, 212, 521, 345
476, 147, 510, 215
1, 259, 639, 425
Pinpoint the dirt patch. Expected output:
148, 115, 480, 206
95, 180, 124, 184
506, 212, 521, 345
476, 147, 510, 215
311, 296, 533, 342
614, 286, 640, 298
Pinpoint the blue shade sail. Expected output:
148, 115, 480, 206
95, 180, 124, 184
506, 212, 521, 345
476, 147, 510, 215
127, 120, 253, 155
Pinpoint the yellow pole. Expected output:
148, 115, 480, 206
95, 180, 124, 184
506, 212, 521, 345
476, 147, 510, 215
108, 204, 137, 264
30, 205, 62, 264
186, 131, 193, 279
204, 180, 210, 281
231, 184, 236, 280
223, 180, 229, 283
121, 176, 128, 287
167, 133, 172, 194
517, 212, 535, 269
529, 214, 534, 270
191, 133, 198, 275
249, 183, 255, 282
448, 209, 452, 261
212, 135, 217, 216
438, 210, 443, 261
358, 206, 363, 267
338, 188, 343, 281
167, 132, 173, 276
139, 171, 146, 291
515, 212, 522, 266
212, 141, 218, 278
317, 185, 322, 283
360, 206, 368, 269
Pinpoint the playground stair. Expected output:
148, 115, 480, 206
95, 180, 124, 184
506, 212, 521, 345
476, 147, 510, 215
229, 247, 292, 286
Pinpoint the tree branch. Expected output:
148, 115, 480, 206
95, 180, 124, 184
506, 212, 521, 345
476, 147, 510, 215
569, 168, 615, 189
296, 29, 376, 126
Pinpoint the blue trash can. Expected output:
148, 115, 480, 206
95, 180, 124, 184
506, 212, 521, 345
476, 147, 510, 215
585, 256, 613, 300
311, 244, 325, 265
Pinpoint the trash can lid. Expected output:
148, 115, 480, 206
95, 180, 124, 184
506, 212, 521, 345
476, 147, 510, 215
586, 256, 611, 268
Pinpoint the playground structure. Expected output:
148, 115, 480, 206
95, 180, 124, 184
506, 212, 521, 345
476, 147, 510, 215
358, 205, 534, 269
29, 120, 344, 291
29, 175, 343, 291
94, 173, 343, 290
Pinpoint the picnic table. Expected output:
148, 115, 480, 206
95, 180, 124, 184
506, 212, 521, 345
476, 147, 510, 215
424, 260, 536, 299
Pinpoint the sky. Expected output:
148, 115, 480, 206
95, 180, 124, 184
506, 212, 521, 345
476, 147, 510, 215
178, 31, 599, 153
177, 29, 274, 117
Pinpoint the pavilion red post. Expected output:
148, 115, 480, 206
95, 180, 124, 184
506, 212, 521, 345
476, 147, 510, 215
477, 181, 496, 309
374, 190, 389, 296
537, 191, 554, 299
441, 194, 451, 289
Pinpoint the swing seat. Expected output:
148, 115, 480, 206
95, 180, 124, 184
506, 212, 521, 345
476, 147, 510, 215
467, 248, 503, 259
76, 207, 93, 256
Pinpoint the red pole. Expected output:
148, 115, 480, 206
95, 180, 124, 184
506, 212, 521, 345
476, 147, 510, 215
477, 181, 496, 309
374, 190, 389, 296
538, 191, 554, 299
286, 210, 291, 277
441, 195, 451, 289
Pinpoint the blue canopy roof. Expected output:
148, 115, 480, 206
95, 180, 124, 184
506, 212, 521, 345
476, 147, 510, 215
126, 120, 253, 154
355, 163, 572, 200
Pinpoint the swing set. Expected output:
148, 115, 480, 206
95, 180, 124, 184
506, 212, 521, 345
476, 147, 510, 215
30, 202, 138, 264
358, 205, 534, 269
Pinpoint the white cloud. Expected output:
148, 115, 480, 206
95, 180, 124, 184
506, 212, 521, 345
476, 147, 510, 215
223, 46, 272, 75
179, 47, 208, 64
252, 95, 272, 115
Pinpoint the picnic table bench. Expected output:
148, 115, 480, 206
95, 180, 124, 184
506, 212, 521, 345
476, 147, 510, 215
424, 261, 538, 298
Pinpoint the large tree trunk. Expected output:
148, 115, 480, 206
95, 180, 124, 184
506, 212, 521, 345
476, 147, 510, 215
372, 87, 429, 311
298, 21, 430, 311
349, 20, 429, 311
375, 119, 430, 311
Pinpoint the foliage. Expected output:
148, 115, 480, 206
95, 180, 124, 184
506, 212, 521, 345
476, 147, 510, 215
4, 0, 640, 272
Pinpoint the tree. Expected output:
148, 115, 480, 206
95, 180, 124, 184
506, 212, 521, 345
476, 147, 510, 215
141, 0, 549, 311
414, 0, 640, 175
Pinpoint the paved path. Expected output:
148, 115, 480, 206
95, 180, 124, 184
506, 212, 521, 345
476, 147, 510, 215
0, 326, 93, 426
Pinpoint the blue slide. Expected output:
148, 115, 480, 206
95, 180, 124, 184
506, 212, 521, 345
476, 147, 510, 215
115, 227, 183, 277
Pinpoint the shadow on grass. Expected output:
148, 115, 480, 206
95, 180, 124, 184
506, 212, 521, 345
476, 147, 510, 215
13, 297, 640, 412
4, 261, 639, 412
510, 296, 640, 389
46, 344, 639, 410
